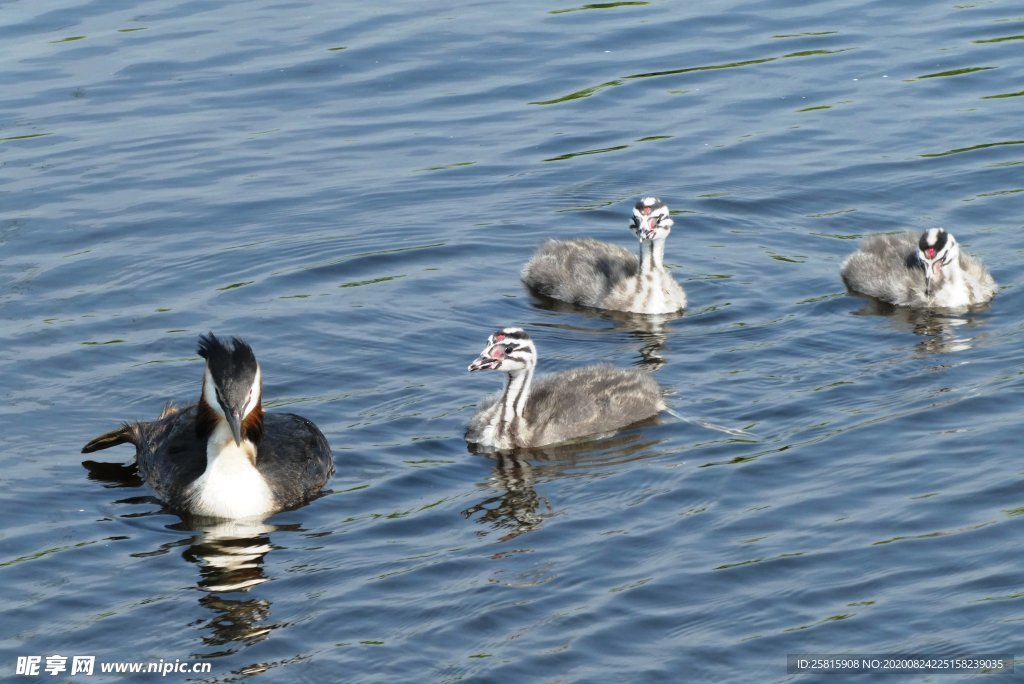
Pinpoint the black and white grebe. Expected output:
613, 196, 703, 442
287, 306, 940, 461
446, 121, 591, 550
840, 228, 996, 308
521, 197, 687, 314
466, 327, 664, 450
82, 333, 334, 519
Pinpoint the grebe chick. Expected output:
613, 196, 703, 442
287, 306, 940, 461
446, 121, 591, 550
82, 333, 334, 519
840, 228, 996, 308
521, 197, 687, 314
466, 327, 664, 450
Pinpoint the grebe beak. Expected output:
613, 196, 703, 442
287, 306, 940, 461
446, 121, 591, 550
226, 409, 243, 446
923, 258, 943, 297
468, 353, 499, 373
638, 215, 672, 240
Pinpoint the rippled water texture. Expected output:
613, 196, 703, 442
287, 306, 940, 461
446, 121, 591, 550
3, 0, 1023, 680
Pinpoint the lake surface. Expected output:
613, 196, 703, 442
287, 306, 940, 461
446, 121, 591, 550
2, 0, 1022, 681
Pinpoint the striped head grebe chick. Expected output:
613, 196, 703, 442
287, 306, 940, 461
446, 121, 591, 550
81, 333, 334, 519
840, 228, 996, 308
466, 327, 665, 450
521, 197, 687, 314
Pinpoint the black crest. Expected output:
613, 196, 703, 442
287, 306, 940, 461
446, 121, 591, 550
197, 333, 259, 393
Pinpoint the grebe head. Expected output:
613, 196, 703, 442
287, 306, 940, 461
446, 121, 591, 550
198, 333, 262, 446
917, 228, 959, 296
468, 327, 537, 374
630, 197, 673, 241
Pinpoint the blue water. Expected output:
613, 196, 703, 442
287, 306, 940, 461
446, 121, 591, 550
2, 0, 1023, 681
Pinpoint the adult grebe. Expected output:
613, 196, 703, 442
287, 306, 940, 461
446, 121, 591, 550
82, 333, 334, 519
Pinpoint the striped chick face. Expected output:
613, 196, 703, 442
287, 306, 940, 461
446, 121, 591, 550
917, 228, 959, 295
629, 196, 674, 241
468, 327, 537, 374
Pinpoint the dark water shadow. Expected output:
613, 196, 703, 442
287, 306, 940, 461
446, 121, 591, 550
462, 422, 664, 540
82, 459, 144, 488
846, 292, 995, 355
527, 291, 683, 369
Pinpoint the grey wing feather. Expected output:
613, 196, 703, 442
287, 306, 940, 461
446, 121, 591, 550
522, 239, 638, 308
525, 365, 664, 446
840, 231, 922, 306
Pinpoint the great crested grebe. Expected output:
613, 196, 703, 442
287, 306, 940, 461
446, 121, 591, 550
466, 327, 664, 450
522, 197, 687, 314
82, 333, 334, 519
840, 228, 996, 308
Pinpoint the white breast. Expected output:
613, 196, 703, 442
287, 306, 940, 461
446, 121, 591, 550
468, 401, 516, 450
639, 274, 670, 314
932, 288, 970, 308
186, 423, 276, 519
479, 421, 498, 447
930, 268, 971, 308
610, 272, 685, 314
477, 404, 507, 449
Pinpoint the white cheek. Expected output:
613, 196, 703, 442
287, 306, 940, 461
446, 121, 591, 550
202, 367, 225, 417
243, 366, 262, 416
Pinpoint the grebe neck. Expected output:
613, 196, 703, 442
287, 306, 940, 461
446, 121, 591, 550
639, 238, 667, 273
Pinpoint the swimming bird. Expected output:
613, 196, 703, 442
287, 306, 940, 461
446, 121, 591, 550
840, 228, 996, 308
466, 327, 664, 450
81, 333, 334, 519
521, 197, 687, 314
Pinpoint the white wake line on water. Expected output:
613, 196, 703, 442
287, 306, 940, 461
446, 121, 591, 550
664, 407, 758, 439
